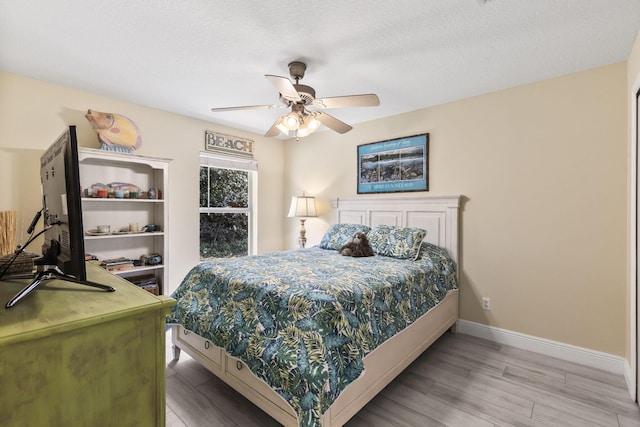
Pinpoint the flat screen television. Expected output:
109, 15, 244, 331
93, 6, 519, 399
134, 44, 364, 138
5, 125, 115, 308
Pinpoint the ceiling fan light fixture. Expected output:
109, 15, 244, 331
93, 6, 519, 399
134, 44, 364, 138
296, 126, 312, 138
297, 114, 321, 138
214, 62, 379, 138
283, 112, 300, 131
275, 119, 289, 135
306, 115, 321, 131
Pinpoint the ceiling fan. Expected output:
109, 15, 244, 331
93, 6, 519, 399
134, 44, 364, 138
211, 61, 380, 139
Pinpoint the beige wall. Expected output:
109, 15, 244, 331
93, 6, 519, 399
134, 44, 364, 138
0, 72, 285, 293
285, 62, 628, 356
0, 60, 631, 358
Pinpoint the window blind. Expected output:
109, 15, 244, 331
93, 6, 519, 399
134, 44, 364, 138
199, 152, 258, 171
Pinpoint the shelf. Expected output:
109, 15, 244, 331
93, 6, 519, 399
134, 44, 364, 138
84, 231, 164, 240
110, 265, 165, 276
78, 147, 171, 168
82, 197, 164, 203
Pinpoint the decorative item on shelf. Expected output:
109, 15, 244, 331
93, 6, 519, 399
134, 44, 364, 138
140, 253, 162, 266
114, 224, 138, 234
110, 182, 141, 198
147, 187, 162, 199
97, 225, 110, 234
141, 224, 159, 232
86, 228, 111, 236
287, 193, 317, 249
85, 109, 142, 153
84, 182, 143, 199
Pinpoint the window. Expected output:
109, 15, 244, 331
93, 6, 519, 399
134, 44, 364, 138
199, 153, 257, 259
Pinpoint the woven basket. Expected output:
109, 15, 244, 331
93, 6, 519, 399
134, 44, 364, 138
0, 210, 17, 257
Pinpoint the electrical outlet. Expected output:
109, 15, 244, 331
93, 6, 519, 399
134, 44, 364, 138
482, 297, 491, 310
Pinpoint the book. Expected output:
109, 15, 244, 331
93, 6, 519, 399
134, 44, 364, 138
100, 257, 134, 271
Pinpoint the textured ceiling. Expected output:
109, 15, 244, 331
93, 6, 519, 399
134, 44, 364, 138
2, 0, 640, 138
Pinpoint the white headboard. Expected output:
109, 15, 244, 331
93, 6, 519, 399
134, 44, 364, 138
330, 195, 461, 265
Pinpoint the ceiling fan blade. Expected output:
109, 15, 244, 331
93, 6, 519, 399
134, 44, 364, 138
265, 117, 284, 137
265, 75, 302, 103
313, 94, 380, 109
211, 104, 280, 112
315, 112, 353, 134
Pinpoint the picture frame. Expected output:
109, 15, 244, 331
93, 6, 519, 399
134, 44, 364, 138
357, 133, 429, 194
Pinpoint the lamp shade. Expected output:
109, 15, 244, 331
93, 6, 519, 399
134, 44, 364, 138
275, 117, 289, 135
282, 112, 300, 131
296, 113, 321, 138
287, 195, 317, 218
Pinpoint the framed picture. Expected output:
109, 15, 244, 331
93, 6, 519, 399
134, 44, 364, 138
357, 133, 429, 194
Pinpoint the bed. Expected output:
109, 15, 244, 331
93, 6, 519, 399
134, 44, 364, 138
168, 195, 461, 426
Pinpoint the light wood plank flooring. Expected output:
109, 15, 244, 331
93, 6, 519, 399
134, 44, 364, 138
165, 331, 640, 426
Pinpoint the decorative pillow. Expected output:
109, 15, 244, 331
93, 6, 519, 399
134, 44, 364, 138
319, 223, 371, 250
367, 225, 426, 259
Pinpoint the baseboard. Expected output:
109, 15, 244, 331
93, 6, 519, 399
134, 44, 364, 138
456, 320, 627, 376
624, 359, 636, 400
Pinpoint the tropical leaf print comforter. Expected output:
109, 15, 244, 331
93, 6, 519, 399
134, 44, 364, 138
167, 243, 457, 426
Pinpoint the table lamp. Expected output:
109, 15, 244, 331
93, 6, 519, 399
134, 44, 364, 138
288, 194, 317, 248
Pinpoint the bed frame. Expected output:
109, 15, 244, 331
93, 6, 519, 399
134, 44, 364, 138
171, 195, 461, 426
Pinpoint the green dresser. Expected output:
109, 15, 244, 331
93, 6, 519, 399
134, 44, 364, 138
0, 262, 176, 427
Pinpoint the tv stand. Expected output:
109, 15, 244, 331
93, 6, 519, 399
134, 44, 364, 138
5, 265, 115, 308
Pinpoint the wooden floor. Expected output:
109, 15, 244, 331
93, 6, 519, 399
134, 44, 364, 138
165, 331, 640, 427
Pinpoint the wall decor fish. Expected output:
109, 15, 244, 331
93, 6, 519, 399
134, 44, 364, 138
85, 109, 142, 153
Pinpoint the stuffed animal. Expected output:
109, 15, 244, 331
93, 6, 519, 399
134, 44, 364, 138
340, 232, 374, 257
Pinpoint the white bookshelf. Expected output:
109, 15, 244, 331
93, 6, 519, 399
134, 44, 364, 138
78, 148, 170, 295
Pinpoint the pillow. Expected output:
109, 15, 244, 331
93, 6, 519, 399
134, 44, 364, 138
319, 223, 371, 250
367, 225, 426, 259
